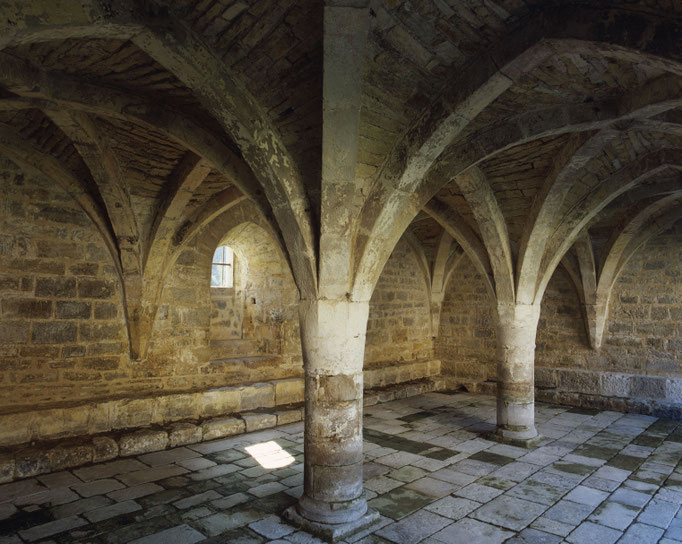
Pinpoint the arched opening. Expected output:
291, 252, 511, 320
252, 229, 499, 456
208, 222, 301, 381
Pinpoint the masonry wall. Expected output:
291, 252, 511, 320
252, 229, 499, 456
365, 238, 434, 366
0, 159, 130, 412
536, 223, 682, 415
435, 257, 496, 385
146, 209, 304, 390
437, 225, 681, 415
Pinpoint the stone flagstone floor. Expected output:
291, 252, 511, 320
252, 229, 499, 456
1, 391, 681, 543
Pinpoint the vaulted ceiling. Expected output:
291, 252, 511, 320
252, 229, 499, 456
0, 0, 680, 357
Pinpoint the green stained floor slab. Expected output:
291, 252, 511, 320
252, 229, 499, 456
367, 487, 435, 520
469, 451, 514, 466
607, 454, 645, 472
632, 434, 666, 447
476, 475, 516, 491
388, 466, 428, 483
568, 407, 601, 416
573, 444, 619, 461
399, 410, 440, 423
549, 461, 596, 477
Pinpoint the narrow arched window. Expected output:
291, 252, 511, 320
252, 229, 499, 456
211, 245, 234, 288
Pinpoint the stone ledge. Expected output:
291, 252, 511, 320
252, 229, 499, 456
445, 370, 682, 419
0, 375, 445, 483
0, 361, 443, 447
0, 404, 303, 484
364, 359, 441, 389
363, 376, 446, 406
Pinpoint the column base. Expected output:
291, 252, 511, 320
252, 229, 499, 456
488, 427, 543, 449
283, 506, 381, 543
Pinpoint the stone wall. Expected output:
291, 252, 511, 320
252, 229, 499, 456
365, 238, 433, 365
0, 169, 444, 448
0, 159, 129, 411
536, 223, 682, 416
146, 207, 304, 390
435, 257, 497, 385
210, 257, 244, 343
437, 225, 681, 416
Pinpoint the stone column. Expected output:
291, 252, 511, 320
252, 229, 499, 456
285, 298, 378, 540
494, 302, 542, 446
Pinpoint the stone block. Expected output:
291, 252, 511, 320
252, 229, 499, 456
666, 378, 682, 401
14, 449, 50, 479
273, 378, 304, 405
49, 443, 94, 470
535, 367, 557, 389
32, 322, 77, 344
601, 373, 630, 397
242, 412, 277, 432
111, 398, 154, 429
240, 382, 275, 410
62, 345, 86, 358
94, 302, 117, 319
79, 323, 121, 341
55, 301, 91, 319
88, 403, 112, 435
201, 417, 245, 441
154, 394, 198, 423
0, 454, 15, 483
557, 370, 601, 394
276, 409, 302, 425
0, 412, 34, 445
427, 359, 441, 376
2, 298, 52, 318
35, 277, 76, 297
77, 278, 116, 299
119, 429, 168, 457
92, 436, 118, 462
0, 320, 30, 343
169, 422, 202, 447
630, 376, 666, 399
364, 392, 379, 406
377, 389, 396, 403
199, 387, 241, 417
34, 408, 65, 440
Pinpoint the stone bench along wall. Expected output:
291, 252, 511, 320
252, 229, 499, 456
0, 359, 441, 448
0, 365, 443, 484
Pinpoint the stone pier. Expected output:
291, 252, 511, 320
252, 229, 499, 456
493, 302, 542, 447
285, 299, 379, 541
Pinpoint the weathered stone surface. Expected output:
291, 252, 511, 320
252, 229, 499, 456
14, 449, 50, 478
92, 437, 118, 462
48, 443, 94, 470
242, 412, 277, 432
276, 409, 302, 425
274, 378, 304, 405
0, 454, 15, 483
168, 423, 202, 447
201, 418, 245, 441
119, 430, 168, 457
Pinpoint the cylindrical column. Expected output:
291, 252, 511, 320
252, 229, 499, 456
296, 298, 369, 525
495, 302, 541, 443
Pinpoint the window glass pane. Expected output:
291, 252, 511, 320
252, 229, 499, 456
213, 246, 224, 264
211, 246, 234, 287
211, 264, 222, 287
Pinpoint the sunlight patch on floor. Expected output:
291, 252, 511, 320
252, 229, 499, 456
245, 440, 296, 469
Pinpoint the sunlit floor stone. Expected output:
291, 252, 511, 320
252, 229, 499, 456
1, 391, 681, 543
